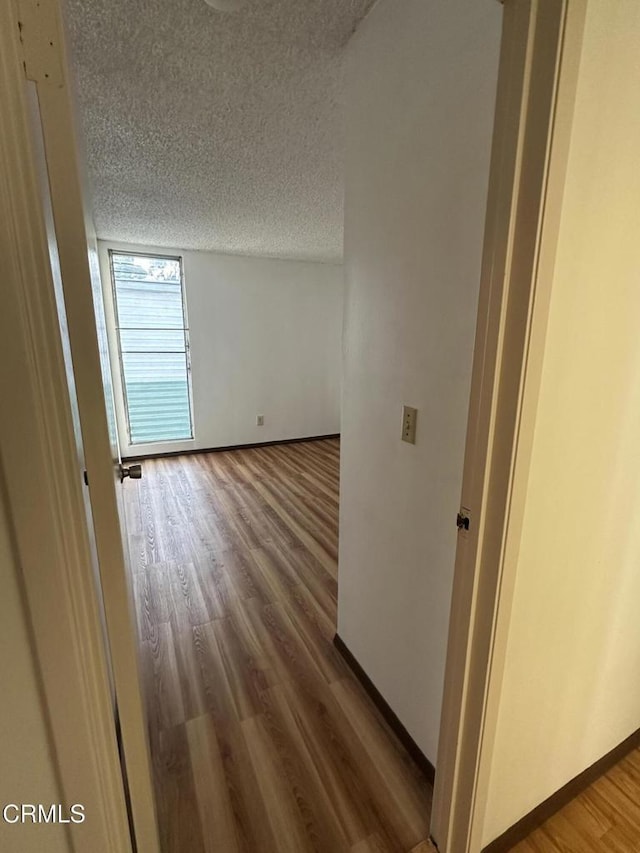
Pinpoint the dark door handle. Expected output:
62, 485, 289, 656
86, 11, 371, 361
120, 464, 142, 483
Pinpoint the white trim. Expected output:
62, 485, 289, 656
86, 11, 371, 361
30, 1, 161, 846
430, 1, 587, 850
0, 3, 132, 851
468, 2, 588, 848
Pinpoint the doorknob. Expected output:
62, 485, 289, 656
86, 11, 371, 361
120, 463, 142, 483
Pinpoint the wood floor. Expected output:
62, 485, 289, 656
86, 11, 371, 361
126, 438, 432, 853
511, 746, 640, 853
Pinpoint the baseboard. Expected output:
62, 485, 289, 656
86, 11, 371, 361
122, 433, 340, 462
482, 727, 640, 852
333, 634, 435, 785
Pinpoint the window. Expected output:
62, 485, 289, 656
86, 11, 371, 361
110, 251, 194, 444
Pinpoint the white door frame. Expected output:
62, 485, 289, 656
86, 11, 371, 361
0, 2, 132, 851
31, 28, 161, 853
0, 1, 159, 850
431, 1, 587, 851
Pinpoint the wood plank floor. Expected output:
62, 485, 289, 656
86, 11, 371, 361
512, 746, 640, 852
125, 438, 432, 853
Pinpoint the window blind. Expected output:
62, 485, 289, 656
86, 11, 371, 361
110, 252, 194, 444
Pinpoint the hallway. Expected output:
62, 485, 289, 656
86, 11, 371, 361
126, 438, 432, 852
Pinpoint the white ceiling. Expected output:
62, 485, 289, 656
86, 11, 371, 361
65, 0, 376, 262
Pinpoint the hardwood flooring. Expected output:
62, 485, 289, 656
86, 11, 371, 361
512, 746, 640, 852
126, 438, 432, 853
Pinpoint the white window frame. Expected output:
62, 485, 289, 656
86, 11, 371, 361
108, 249, 195, 446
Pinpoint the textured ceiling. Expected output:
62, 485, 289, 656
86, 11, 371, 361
65, 0, 376, 261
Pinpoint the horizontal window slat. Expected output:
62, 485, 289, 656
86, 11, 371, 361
120, 328, 186, 353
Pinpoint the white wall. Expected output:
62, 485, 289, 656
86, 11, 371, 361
0, 483, 70, 853
338, 0, 501, 763
99, 242, 343, 457
483, 1, 640, 843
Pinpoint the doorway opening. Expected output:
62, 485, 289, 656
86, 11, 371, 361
35, 0, 505, 845
3, 0, 530, 849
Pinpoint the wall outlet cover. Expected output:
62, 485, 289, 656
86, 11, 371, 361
257, 414, 265, 426
402, 405, 417, 444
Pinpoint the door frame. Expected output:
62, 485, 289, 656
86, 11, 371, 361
431, 1, 587, 851
0, 1, 159, 850
0, 2, 132, 851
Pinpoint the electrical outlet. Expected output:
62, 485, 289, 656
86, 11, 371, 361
256, 414, 264, 426
402, 405, 417, 444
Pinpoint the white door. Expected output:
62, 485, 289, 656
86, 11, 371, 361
19, 4, 160, 851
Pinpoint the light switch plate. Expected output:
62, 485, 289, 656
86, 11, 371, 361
402, 405, 417, 444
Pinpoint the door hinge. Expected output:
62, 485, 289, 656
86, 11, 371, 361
83, 470, 89, 486
17, 0, 63, 85
456, 509, 470, 532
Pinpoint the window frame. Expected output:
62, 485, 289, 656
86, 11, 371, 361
108, 249, 195, 446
